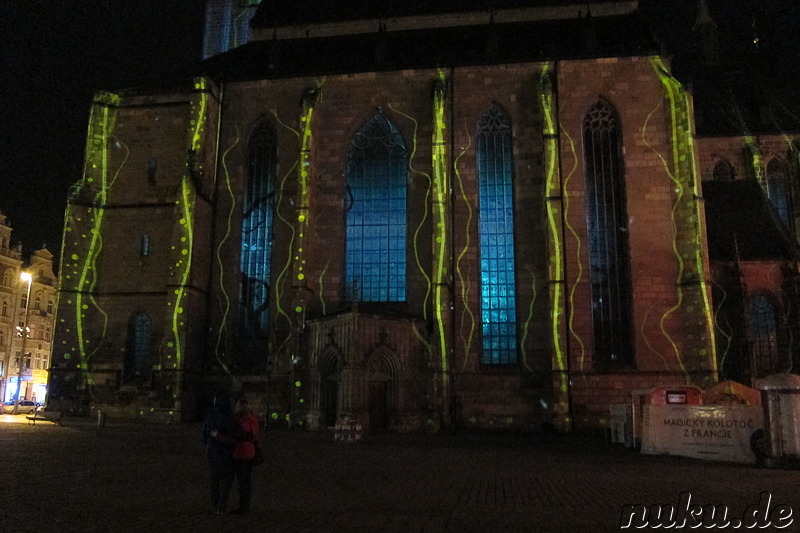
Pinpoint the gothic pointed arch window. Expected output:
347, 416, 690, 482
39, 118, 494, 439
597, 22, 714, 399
240, 120, 277, 335
477, 105, 518, 365
345, 113, 407, 302
583, 99, 634, 367
766, 158, 792, 229
125, 311, 151, 381
712, 159, 734, 181
747, 292, 783, 377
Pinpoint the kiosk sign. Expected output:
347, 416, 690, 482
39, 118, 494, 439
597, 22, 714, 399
641, 405, 763, 463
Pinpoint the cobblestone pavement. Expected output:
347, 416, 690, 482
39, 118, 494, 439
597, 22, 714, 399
0, 415, 798, 532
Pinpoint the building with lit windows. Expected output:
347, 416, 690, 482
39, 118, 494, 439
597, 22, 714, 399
0, 213, 58, 405
48, 0, 800, 432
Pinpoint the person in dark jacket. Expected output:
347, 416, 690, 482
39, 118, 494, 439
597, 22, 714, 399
201, 392, 237, 514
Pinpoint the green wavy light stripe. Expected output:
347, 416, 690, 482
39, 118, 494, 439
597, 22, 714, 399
454, 125, 476, 372
270, 110, 301, 355
387, 103, 433, 321
540, 65, 568, 395
432, 74, 450, 389
318, 259, 330, 316
212, 124, 240, 374
559, 128, 587, 371
649, 57, 717, 378
519, 266, 537, 373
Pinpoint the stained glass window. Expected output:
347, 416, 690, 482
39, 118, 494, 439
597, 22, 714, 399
766, 159, 792, 230
477, 106, 517, 365
583, 100, 634, 367
346, 113, 407, 302
126, 312, 151, 379
748, 293, 782, 377
240, 121, 276, 333
712, 159, 734, 181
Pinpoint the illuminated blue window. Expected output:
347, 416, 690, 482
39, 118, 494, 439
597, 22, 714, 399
766, 159, 793, 230
583, 100, 634, 367
346, 114, 407, 302
240, 121, 276, 334
126, 312, 151, 380
477, 106, 518, 365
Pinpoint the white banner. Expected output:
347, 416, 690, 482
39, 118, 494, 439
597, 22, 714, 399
641, 405, 763, 464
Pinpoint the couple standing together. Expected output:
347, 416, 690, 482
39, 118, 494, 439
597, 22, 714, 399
202, 392, 260, 515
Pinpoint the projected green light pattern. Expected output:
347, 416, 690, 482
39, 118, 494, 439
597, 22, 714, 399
163, 79, 211, 402
454, 126, 477, 371
213, 123, 240, 374
387, 104, 433, 322
432, 74, 451, 401
648, 57, 717, 379
59, 91, 123, 393
540, 66, 570, 408
559, 127, 588, 372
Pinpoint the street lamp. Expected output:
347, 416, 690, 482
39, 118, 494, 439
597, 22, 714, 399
11, 271, 32, 415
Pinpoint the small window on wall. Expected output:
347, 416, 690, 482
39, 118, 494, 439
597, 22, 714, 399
20, 293, 27, 309
125, 311, 151, 381
147, 158, 158, 185
712, 159, 734, 181
747, 292, 784, 377
47, 300, 53, 314
766, 159, 792, 230
140, 235, 150, 257
1, 300, 6, 316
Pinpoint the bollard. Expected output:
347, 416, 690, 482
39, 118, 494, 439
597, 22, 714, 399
97, 410, 106, 427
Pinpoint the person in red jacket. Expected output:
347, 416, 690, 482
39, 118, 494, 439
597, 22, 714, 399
231, 398, 259, 514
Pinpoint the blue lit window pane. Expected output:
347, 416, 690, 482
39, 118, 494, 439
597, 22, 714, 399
240, 121, 276, 334
346, 114, 407, 302
477, 106, 517, 365
126, 312, 151, 379
767, 159, 793, 231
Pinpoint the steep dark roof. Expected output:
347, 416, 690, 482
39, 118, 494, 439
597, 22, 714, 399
252, 0, 625, 28
200, 11, 656, 82
703, 180, 800, 262
684, 64, 800, 137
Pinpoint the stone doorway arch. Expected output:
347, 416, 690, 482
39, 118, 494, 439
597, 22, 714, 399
319, 348, 341, 428
367, 350, 398, 432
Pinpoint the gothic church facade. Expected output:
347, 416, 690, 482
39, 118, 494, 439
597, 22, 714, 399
48, 1, 800, 432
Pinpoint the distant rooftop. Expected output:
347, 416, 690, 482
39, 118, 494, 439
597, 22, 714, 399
201, 8, 655, 82
251, 0, 637, 40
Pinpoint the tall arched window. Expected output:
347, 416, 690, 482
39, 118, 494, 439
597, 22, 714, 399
747, 292, 782, 377
583, 100, 634, 367
766, 158, 792, 229
477, 105, 518, 365
240, 121, 277, 335
712, 159, 734, 181
126, 311, 151, 380
345, 113, 407, 302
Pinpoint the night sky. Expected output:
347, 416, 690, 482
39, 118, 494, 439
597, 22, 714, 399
1, 1, 798, 272
0, 1, 205, 268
